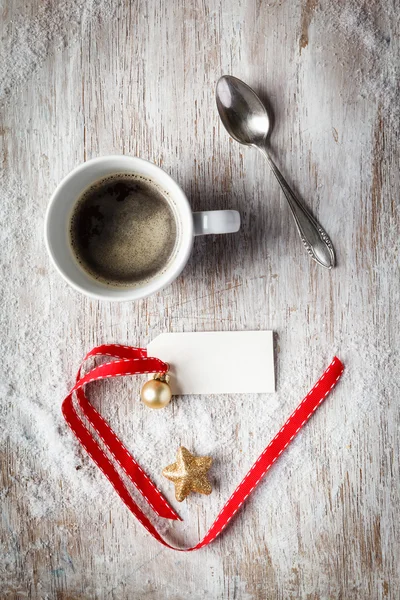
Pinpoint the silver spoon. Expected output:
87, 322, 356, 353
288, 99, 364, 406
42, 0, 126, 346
216, 75, 335, 269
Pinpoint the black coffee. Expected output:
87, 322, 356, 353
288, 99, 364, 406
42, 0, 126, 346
69, 173, 178, 287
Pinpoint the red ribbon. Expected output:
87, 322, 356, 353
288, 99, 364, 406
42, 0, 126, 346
62, 345, 344, 551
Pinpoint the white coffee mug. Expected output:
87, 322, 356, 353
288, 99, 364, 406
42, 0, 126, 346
44, 156, 240, 301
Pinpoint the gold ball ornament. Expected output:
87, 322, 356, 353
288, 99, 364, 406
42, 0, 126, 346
140, 373, 172, 409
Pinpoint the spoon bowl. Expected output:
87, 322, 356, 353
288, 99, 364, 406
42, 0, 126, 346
216, 75, 335, 269
216, 76, 270, 146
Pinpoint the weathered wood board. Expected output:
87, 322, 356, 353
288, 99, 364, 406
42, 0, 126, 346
1, 1, 399, 598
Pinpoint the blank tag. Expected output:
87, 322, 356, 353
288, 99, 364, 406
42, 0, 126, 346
147, 331, 275, 395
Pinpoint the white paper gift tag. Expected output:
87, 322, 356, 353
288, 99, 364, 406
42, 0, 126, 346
147, 331, 275, 395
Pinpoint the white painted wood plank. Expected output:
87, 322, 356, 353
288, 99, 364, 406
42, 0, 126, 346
1, 1, 399, 599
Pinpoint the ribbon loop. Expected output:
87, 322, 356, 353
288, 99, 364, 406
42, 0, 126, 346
62, 347, 344, 551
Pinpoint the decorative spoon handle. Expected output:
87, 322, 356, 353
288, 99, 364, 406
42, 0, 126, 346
257, 146, 335, 269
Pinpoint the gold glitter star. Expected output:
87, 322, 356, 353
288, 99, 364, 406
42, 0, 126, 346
162, 447, 213, 502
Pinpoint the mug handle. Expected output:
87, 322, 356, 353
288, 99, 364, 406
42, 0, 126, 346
193, 210, 241, 236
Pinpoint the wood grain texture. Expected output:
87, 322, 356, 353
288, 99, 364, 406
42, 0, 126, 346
1, 0, 399, 598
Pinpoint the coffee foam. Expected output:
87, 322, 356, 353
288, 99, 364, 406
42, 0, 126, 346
69, 173, 180, 288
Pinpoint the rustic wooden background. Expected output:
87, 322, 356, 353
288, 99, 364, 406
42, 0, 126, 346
1, 0, 399, 598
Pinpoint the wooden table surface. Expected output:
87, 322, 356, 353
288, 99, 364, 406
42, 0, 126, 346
1, 1, 399, 598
